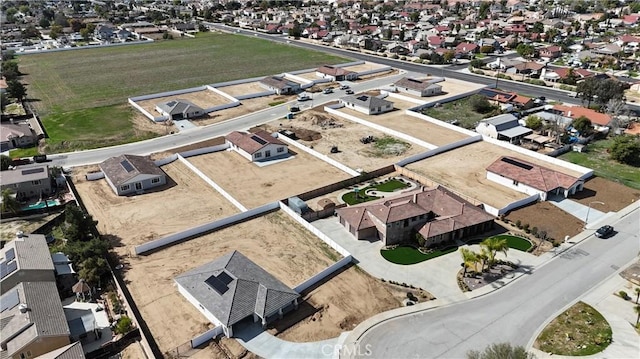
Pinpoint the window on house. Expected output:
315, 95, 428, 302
277, 147, 284, 153
121, 185, 130, 191
151, 178, 160, 184
403, 219, 409, 227
265, 150, 271, 157
255, 152, 262, 158
32, 180, 40, 185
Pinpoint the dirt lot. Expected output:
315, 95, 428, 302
505, 201, 584, 241
295, 71, 323, 81
406, 141, 587, 209
337, 103, 470, 147
571, 176, 640, 212
73, 160, 239, 252
215, 82, 269, 97
135, 90, 232, 117
263, 110, 426, 171
392, 77, 487, 105
0, 211, 62, 242
185, 148, 352, 208
269, 265, 434, 342
120, 211, 340, 354
120, 342, 147, 359
194, 94, 296, 126
343, 62, 390, 73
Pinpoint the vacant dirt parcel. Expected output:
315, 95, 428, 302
185, 149, 352, 208
73, 160, 239, 251
406, 141, 585, 209
134, 90, 232, 117
120, 211, 341, 354
264, 110, 426, 171
194, 94, 296, 126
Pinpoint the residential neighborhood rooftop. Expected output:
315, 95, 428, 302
225, 130, 286, 155
99, 154, 165, 188
486, 156, 581, 192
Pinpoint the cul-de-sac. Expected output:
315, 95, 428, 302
1, 1, 639, 359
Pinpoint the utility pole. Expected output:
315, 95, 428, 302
495, 57, 501, 88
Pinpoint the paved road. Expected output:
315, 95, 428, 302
44, 74, 403, 168
347, 206, 639, 359
208, 23, 640, 114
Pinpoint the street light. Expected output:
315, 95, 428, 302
584, 201, 605, 229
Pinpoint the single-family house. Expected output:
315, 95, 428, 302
0, 233, 56, 295
0, 123, 37, 151
315, 65, 358, 81
512, 62, 545, 78
99, 154, 167, 196
336, 186, 495, 247
259, 76, 301, 95
475, 114, 533, 143
175, 250, 300, 338
486, 156, 584, 201
538, 45, 562, 59
454, 42, 478, 57
226, 130, 288, 162
339, 95, 394, 115
0, 282, 73, 359
94, 24, 114, 40
551, 105, 612, 129
387, 43, 410, 55
392, 77, 444, 97
477, 88, 534, 110
0, 166, 53, 201
114, 28, 131, 41
155, 99, 204, 121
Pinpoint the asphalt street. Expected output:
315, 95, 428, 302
349, 209, 640, 359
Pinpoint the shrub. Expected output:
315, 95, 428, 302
531, 227, 538, 236
413, 59, 423, 63
538, 230, 548, 240
523, 223, 530, 231
400, 56, 406, 61
391, 54, 399, 59
115, 316, 133, 334
619, 290, 629, 300
524, 79, 546, 86
515, 220, 522, 228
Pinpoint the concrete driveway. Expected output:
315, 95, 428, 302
547, 195, 610, 225
313, 218, 462, 302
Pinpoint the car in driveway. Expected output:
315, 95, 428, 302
595, 225, 614, 238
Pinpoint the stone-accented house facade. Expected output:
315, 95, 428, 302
225, 130, 288, 162
175, 250, 299, 338
336, 186, 495, 247
99, 154, 167, 196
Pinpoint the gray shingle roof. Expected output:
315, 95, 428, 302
99, 154, 165, 187
175, 251, 299, 327
340, 95, 394, 110
1, 282, 70, 357
35, 341, 85, 359
0, 165, 50, 186
155, 99, 203, 116
1, 234, 55, 274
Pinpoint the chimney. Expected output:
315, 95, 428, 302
19, 304, 28, 313
413, 192, 418, 203
16, 231, 24, 238
567, 111, 572, 117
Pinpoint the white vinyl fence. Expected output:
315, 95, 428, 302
293, 255, 353, 293
85, 172, 105, 181
275, 134, 360, 176
179, 143, 229, 158
191, 327, 224, 348
395, 135, 482, 167
154, 154, 178, 166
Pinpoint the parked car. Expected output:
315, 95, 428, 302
322, 88, 334, 94
595, 225, 614, 238
297, 94, 311, 101
290, 106, 300, 113
33, 154, 47, 163
345, 89, 354, 94
339, 85, 350, 90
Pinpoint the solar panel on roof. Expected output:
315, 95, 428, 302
21, 167, 45, 175
0, 260, 16, 279
251, 135, 267, 145
1, 288, 20, 313
0, 261, 6, 278
356, 95, 369, 101
120, 160, 135, 173
217, 271, 234, 285
501, 157, 533, 170
205, 275, 229, 295
5, 248, 15, 262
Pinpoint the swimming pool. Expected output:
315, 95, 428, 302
22, 199, 60, 211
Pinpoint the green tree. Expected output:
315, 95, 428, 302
525, 115, 543, 130
576, 77, 598, 107
50, 24, 63, 39
64, 205, 98, 241
571, 116, 592, 136
54, 12, 68, 27
480, 237, 509, 267
443, 50, 455, 63
594, 78, 625, 106
478, 2, 490, 19
7, 80, 26, 101
460, 247, 478, 277
115, 316, 133, 334
1, 189, 21, 214
79, 28, 91, 41
467, 343, 534, 359
516, 43, 535, 58
0, 155, 11, 171
469, 94, 493, 113
635, 305, 640, 327
409, 12, 419, 22
532, 22, 544, 33
609, 135, 640, 166
470, 59, 484, 68
39, 18, 51, 28
635, 287, 640, 304
2, 61, 20, 81
0, 93, 8, 113
78, 256, 109, 286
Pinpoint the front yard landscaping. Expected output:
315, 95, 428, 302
381, 245, 458, 265
534, 301, 612, 356
342, 178, 410, 205
492, 234, 532, 252
560, 139, 640, 190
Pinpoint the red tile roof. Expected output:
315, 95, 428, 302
552, 104, 612, 126
486, 156, 581, 192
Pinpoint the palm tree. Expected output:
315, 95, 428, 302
1, 189, 20, 214
635, 305, 640, 327
478, 247, 491, 272
460, 248, 478, 278
481, 237, 509, 267
635, 287, 640, 304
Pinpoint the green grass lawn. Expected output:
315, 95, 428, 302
18, 32, 348, 152
9, 147, 39, 158
341, 179, 410, 205
490, 234, 532, 252
536, 302, 612, 356
381, 245, 458, 265
560, 139, 640, 190
422, 97, 492, 129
